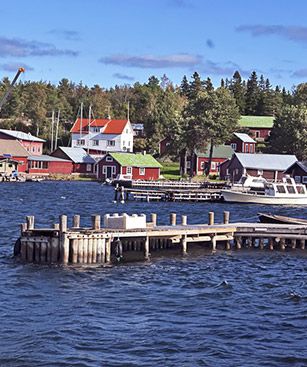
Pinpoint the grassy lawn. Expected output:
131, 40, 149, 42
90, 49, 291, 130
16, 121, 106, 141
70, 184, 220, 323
160, 161, 181, 180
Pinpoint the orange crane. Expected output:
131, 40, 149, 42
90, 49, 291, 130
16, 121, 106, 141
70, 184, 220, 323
0, 67, 25, 112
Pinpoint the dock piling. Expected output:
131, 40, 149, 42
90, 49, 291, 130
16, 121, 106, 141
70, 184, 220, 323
26, 216, 35, 230
151, 213, 157, 227
223, 211, 230, 224
208, 212, 214, 225
170, 213, 177, 226
181, 215, 187, 226
73, 215, 80, 228
92, 215, 101, 230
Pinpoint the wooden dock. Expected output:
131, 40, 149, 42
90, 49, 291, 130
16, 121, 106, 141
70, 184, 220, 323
14, 211, 307, 266
115, 187, 223, 202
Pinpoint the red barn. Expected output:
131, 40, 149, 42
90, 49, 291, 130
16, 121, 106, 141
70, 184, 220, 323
219, 153, 297, 182
51, 147, 96, 175
0, 139, 29, 172
97, 152, 162, 180
28, 155, 73, 175
0, 129, 45, 155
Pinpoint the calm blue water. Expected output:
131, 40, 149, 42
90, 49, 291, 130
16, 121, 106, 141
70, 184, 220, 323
0, 182, 306, 367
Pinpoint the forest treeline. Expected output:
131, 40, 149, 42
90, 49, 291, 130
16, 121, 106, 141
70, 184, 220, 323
1, 70, 307, 160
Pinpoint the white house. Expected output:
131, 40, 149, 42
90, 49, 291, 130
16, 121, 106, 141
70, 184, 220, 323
70, 118, 134, 154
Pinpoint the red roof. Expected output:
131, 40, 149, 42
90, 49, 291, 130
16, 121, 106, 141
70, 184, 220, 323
71, 118, 128, 134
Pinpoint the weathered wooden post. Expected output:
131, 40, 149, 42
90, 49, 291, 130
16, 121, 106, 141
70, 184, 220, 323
59, 215, 69, 264
72, 239, 78, 264
225, 237, 231, 250
291, 239, 296, 249
170, 213, 176, 226
144, 236, 150, 260
92, 237, 97, 263
53, 223, 60, 230
208, 212, 214, 225
106, 237, 111, 263
223, 211, 230, 224
235, 236, 242, 249
27, 241, 34, 262
280, 238, 286, 251
151, 213, 157, 227
269, 238, 274, 251
40, 242, 47, 263
77, 237, 84, 263
73, 215, 80, 228
83, 238, 89, 264
259, 238, 264, 250
181, 215, 187, 226
211, 236, 216, 251
300, 239, 305, 250
20, 240, 27, 261
92, 215, 101, 230
88, 238, 93, 264
181, 234, 187, 254
26, 215, 35, 230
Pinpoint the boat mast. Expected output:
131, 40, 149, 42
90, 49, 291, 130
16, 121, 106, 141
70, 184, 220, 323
51, 110, 55, 152
55, 109, 60, 150
88, 104, 92, 154
80, 101, 83, 147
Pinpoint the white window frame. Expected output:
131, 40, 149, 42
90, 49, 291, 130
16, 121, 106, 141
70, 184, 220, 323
200, 161, 205, 169
211, 162, 217, 170
77, 139, 85, 146
186, 161, 191, 169
139, 167, 145, 176
231, 143, 237, 150
107, 140, 115, 146
86, 164, 92, 172
127, 166, 132, 174
112, 166, 116, 174
255, 131, 260, 138
92, 140, 99, 146
302, 176, 307, 184
294, 176, 301, 183
106, 156, 113, 162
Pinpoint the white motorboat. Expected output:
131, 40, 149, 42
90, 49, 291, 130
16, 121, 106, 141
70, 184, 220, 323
221, 176, 307, 205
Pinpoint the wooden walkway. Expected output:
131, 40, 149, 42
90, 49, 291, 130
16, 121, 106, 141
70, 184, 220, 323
14, 212, 307, 266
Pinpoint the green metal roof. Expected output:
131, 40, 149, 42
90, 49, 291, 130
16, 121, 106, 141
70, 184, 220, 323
196, 145, 234, 159
239, 115, 274, 128
110, 152, 162, 168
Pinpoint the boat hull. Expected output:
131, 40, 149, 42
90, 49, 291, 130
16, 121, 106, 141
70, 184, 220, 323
221, 190, 307, 205
258, 213, 307, 224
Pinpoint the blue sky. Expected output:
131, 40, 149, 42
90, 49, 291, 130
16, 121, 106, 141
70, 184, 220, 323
1, 0, 307, 89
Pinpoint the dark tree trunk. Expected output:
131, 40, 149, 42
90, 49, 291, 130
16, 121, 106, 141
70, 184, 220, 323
205, 139, 214, 176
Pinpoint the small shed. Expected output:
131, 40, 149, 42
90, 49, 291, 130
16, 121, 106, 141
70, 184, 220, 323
97, 152, 162, 180
219, 153, 297, 182
51, 147, 96, 175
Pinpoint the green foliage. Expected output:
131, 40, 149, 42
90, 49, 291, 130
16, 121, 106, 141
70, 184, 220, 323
269, 105, 307, 160
160, 161, 181, 180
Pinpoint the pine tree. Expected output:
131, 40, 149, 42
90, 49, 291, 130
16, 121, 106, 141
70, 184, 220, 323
180, 75, 190, 97
245, 71, 260, 115
229, 71, 245, 114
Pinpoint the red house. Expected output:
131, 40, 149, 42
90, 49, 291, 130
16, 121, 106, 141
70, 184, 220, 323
28, 155, 73, 175
51, 147, 96, 175
228, 133, 256, 153
239, 116, 274, 142
97, 152, 162, 180
182, 145, 234, 176
0, 129, 45, 155
0, 139, 29, 172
